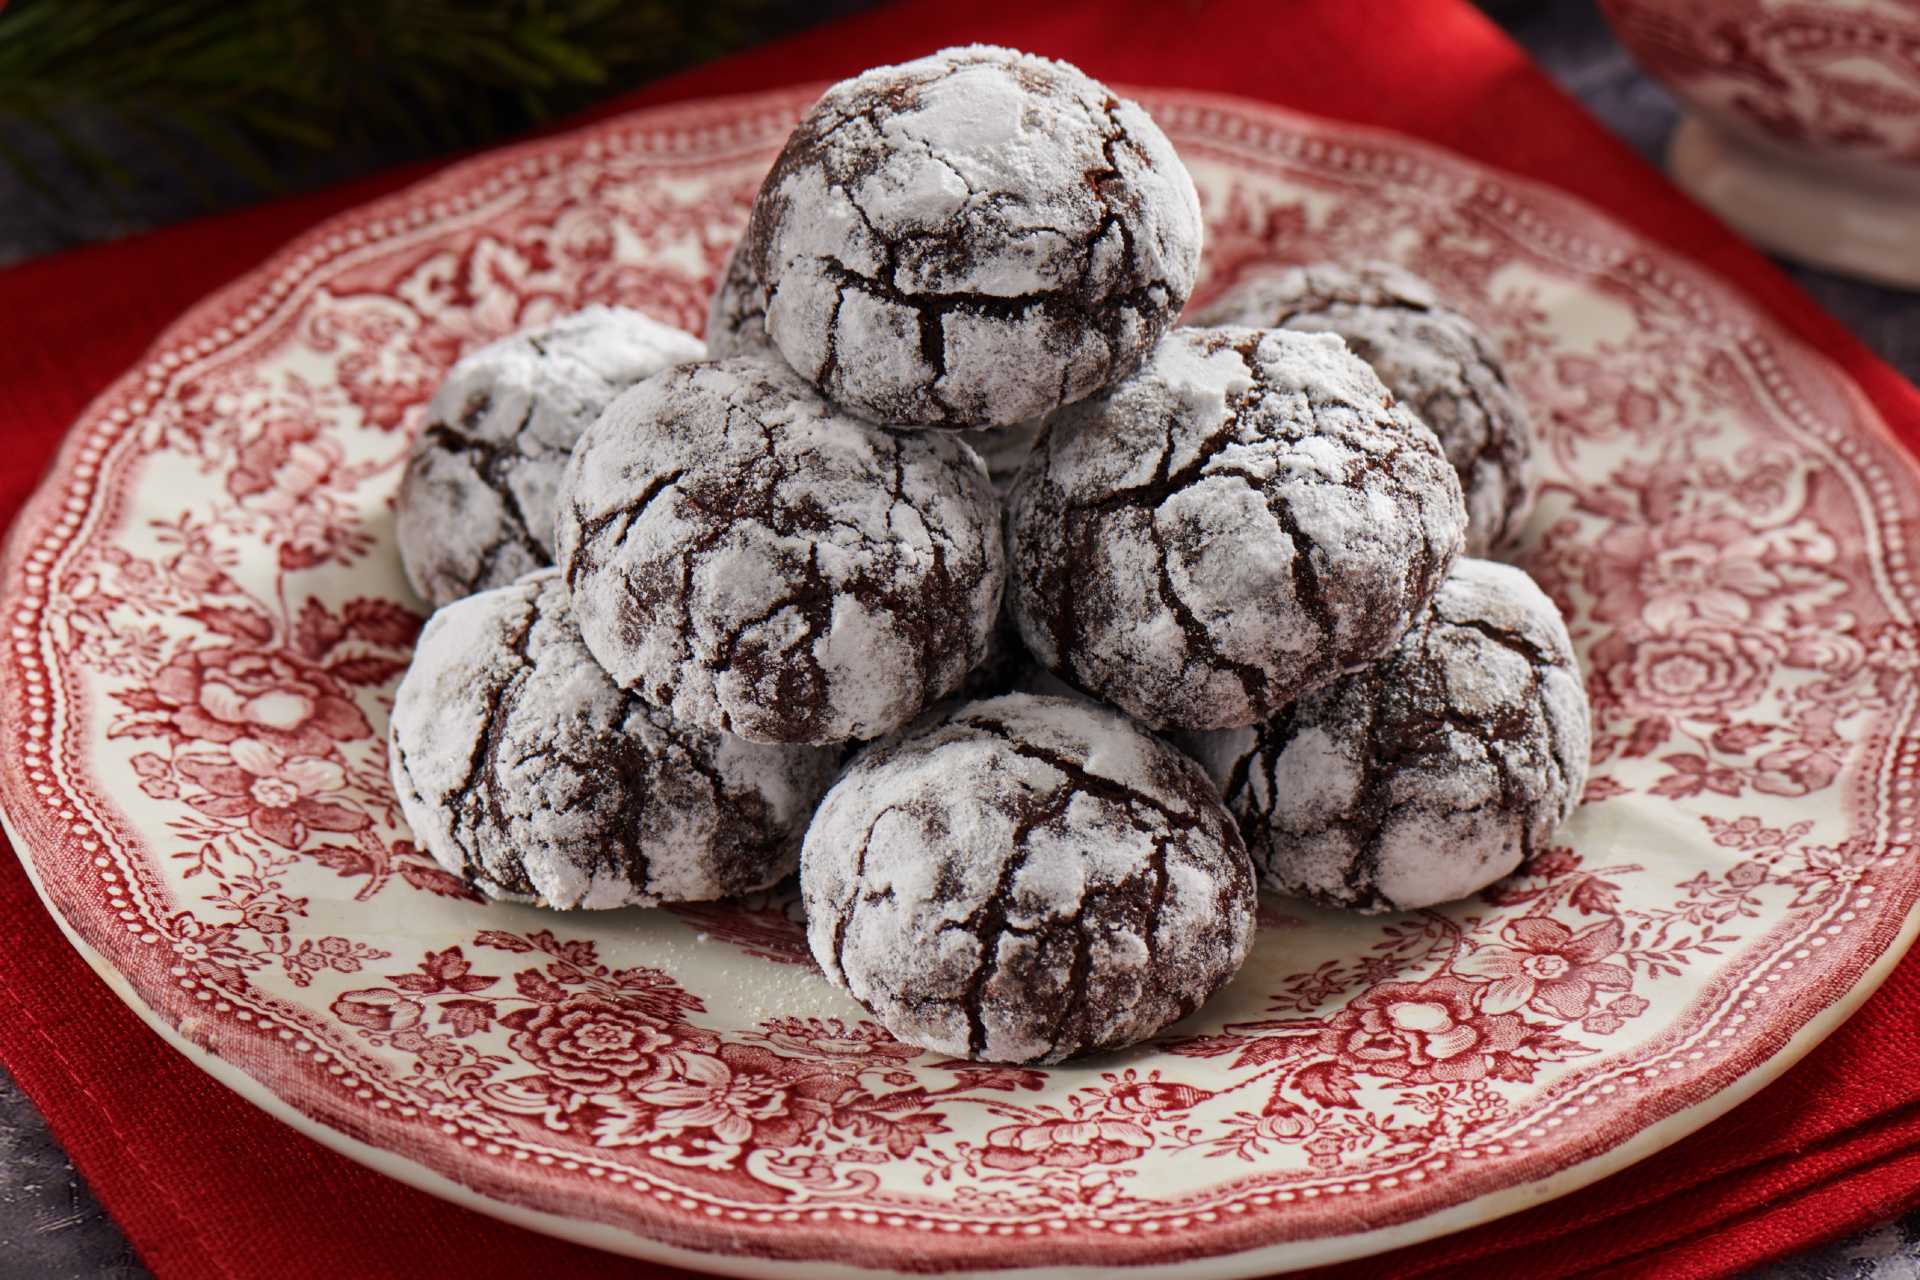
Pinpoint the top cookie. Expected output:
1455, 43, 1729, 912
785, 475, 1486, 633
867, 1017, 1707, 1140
396, 306, 705, 607
554, 357, 1007, 746
1191, 262, 1537, 556
746, 44, 1203, 429
1009, 326, 1467, 732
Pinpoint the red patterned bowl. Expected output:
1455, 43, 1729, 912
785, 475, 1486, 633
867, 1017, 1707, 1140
1600, 0, 1920, 286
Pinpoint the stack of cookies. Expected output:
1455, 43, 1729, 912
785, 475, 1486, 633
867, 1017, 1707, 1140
388, 45, 1591, 1066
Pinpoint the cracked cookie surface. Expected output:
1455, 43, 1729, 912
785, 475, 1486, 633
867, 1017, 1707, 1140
554, 356, 1006, 745
746, 44, 1202, 428
396, 305, 705, 607
1008, 326, 1467, 732
1183, 558, 1591, 914
1193, 261, 1537, 557
802, 692, 1256, 1064
388, 570, 838, 909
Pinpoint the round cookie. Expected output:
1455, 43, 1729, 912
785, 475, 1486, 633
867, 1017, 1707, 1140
706, 237, 774, 359
802, 693, 1256, 1064
1008, 326, 1467, 732
389, 570, 838, 909
1184, 559, 1591, 914
554, 357, 1006, 745
396, 306, 705, 607
747, 44, 1203, 428
1192, 262, 1537, 556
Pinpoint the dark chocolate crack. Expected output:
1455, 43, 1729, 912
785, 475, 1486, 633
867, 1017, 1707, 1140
1011, 326, 1464, 731
389, 572, 835, 909
805, 695, 1254, 1064
558, 359, 1005, 745
746, 47, 1198, 427
1201, 560, 1585, 914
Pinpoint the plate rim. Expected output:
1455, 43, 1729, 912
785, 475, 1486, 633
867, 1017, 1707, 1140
4, 82, 1920, 1276
10, 799, 1916, 1279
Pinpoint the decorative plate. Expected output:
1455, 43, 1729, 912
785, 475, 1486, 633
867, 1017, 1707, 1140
4, 86, 1920, 1278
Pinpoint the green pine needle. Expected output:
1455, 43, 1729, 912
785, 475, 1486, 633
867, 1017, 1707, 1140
0, 0, 773, 208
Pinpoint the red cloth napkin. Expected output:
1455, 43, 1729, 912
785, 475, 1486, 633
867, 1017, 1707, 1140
4, 1, 1920, 1277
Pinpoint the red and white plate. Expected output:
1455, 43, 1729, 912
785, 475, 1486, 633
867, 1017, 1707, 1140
4, 87, 1920, 1277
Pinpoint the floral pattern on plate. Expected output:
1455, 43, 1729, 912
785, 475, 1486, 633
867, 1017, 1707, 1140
3, 88, 1919, 1275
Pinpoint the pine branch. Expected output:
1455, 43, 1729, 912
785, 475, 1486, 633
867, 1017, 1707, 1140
0, 0, 773, 206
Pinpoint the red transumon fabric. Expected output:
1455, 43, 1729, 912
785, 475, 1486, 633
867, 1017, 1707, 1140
2, 2, 1917, 1277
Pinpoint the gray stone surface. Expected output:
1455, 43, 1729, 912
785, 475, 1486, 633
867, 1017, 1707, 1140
1, 2, 1915, 1275
0, 1064, 145, 1279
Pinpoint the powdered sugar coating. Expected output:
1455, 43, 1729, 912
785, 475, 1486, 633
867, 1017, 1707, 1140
554, 357, 1007, 745
802, 693, 1255, 1064
972, 421, 1041, 499
1008, 326, 1466, 732
396, 306, 706, 606
747, 44, 1203, 428
1183, 559, 1591, 914
705, 237, 774, 359
1192, 262, 1537, 556
388, 570, 837, 909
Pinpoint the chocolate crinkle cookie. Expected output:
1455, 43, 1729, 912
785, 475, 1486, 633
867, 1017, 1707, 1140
554, 357, 1006, 745
802, 693, 1256, 1064
705, 237, 774, 359
1009, 326, 1467, 732
1184, 559, 1591, 914
389, 570, 838, 909
396, 306, 706, 607
1192, 262, 1537, 556
746, 44, 1203, 428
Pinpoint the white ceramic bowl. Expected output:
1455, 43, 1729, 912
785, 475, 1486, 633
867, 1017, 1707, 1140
1601, 0, 1920, 287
